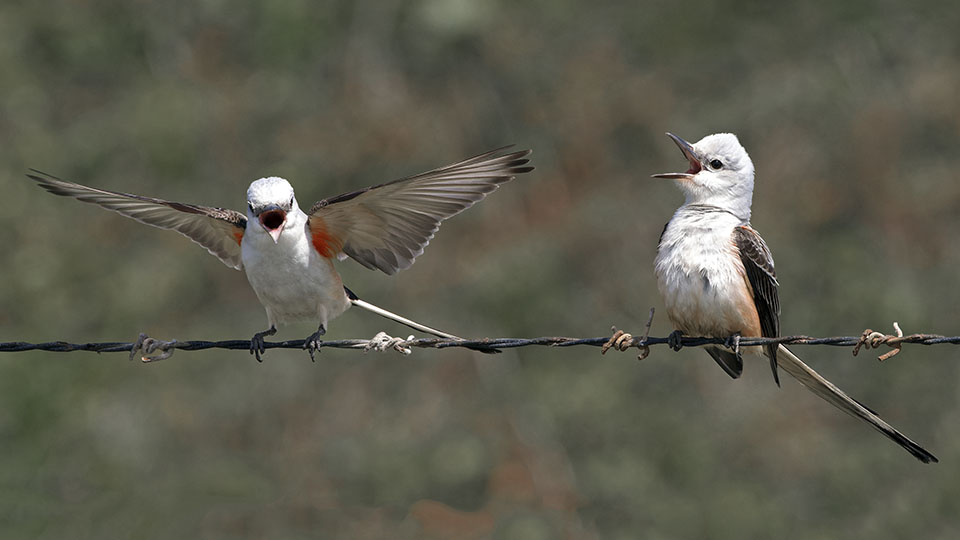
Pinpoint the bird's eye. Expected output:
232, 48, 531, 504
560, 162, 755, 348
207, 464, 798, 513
708, 159, 723, 170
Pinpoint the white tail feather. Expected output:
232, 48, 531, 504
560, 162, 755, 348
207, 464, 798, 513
774, 344, 937, 463
350, 298, 462, 340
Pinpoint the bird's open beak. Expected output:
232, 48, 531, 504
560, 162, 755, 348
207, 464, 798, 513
258, 207, 287, 244
652, 132, 702, 179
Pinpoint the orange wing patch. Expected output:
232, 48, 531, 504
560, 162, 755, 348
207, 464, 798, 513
232, 229, 244, 246
309, 216, 343, 258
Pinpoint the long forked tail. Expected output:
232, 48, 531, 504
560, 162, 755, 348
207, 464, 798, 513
775, 344, 937, 463
345, 288, 498, 353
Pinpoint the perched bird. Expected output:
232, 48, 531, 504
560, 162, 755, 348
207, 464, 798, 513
29, 147, 532, 360
652, 132, 937, 463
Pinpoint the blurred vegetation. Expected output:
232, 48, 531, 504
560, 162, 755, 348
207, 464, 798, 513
2, 0, 960, 538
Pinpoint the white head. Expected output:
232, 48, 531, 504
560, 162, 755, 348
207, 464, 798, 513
652, 132, 755, 220
246, 177, 298, 243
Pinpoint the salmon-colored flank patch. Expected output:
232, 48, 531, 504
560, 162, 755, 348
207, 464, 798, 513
309, 216, 341, 258
233, 230, 244, 245
735, 289, 764, 338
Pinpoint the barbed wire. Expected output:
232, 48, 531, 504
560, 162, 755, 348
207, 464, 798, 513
2, 320, 957, 362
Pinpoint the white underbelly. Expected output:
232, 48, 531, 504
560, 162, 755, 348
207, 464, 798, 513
655, 218, 759, 338
242, 227, 349, 327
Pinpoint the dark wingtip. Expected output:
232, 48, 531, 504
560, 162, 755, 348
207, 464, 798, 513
499, 147, 534, 172
26, 168, 62, 181
492, 146, 531, 159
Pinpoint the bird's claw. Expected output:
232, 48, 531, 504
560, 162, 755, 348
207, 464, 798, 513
130, 332, 177, 363
250, 336, 265, 362
250, 326, 276, 362
303, 325, 326, 362
668, 330, 684, 351
724, 332, 742, 359
304, 340, 320, 361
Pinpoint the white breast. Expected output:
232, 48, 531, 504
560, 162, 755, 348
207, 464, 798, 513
654, 206, 759, 339
241, 211, 350, 328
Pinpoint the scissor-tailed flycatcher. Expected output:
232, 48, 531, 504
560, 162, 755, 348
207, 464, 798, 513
29, 147, 532, 360
652, 132, 937, 463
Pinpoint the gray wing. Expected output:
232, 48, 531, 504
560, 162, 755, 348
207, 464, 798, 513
28, 170, 247, 270
734, 225, 781, 384
308, 147, 533, 274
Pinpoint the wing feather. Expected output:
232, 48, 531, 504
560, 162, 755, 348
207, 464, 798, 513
28, 170, 247, 270
734, 225, 781, 383
308, 147, 533, 274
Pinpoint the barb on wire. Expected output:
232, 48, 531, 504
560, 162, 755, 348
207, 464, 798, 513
2, 321, 958, 362
602, 308, 656, 360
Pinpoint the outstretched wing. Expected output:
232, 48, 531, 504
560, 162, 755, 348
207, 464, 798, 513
734, 224, 781, 383
307, 147, 533, 274
28, 170, 247, 270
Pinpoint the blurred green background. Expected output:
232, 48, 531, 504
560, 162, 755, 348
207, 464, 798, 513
2, 1, 959, 538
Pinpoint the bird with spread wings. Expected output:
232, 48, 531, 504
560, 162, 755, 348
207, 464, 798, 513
29, 147, 533, 360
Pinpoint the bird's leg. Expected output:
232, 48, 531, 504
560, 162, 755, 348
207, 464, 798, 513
668, 330, 684, 351
724, 332, 742, 360
303, 324, 326, 362
250, 325, 277, 362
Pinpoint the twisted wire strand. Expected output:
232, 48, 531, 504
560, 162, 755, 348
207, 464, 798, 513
2, 328, 958, 360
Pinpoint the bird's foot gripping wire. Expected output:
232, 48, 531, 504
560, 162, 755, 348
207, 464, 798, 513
724, 332, 742, 360
303, 325, 326, 362
130, 333, 177, 363
667, 330, 684, 352
250, 326, 276, 362
364, 332, 414, 355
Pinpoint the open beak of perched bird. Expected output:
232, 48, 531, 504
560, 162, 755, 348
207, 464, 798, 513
258, 206, 286, 243
651, 132, 701, 179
